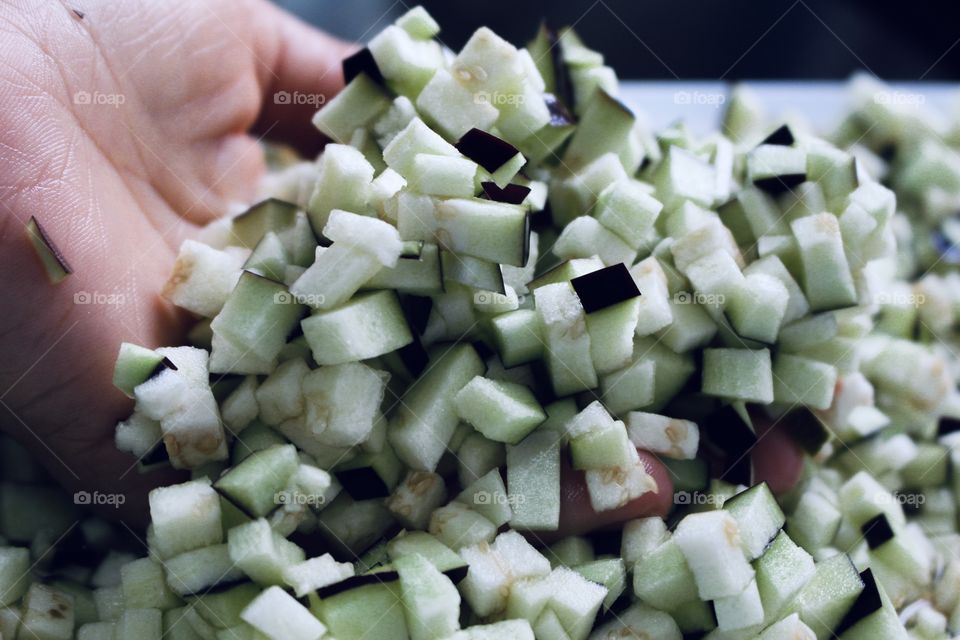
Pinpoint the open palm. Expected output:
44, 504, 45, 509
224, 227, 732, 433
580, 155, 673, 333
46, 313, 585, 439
0, 0, 350, 520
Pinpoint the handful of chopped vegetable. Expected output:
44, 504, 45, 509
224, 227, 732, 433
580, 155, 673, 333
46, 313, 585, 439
12, 5, 960, 640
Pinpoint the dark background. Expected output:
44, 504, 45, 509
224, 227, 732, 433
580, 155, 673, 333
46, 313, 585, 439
275, 0, 959, 80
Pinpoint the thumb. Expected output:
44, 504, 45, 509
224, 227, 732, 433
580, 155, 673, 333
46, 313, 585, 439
253, 1, 358, 156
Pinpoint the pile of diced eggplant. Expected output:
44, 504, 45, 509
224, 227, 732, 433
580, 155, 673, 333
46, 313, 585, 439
11, 5, 960, 640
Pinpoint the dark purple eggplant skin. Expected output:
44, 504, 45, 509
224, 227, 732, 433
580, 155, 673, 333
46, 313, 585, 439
334, 467, 391, 501
543, 23, 575, 112
397, 340, 429, 378
520, 212, 531, 267
480, 182, 531, 205
455, 129, 519, 172
760, 124, 795, 147
342, 48, 385, 85
861, 513, 895, 550
545, 93, 575, 127
571, 263, 641, 314
28, 216, 73, 275
780, 408, 830, 455
315, 562, 467, 599
834, 568, 882, 636
753, 173, 806, 196
699, 403, 758, 486
398, 295, 433, 336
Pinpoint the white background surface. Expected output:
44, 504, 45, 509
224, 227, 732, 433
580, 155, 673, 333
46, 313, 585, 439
619, 81, 957, 135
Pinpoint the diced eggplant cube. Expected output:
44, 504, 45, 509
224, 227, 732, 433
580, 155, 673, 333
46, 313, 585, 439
481, 181, 531, 204
861, 513, 896, 550
760, 124, 796, 146
342, 47, 384, 85
26, 216, 72, 284
455, 128, 521, 172
570, 263, 641, 314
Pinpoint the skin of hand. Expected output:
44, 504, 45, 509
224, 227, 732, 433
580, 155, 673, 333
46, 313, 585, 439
543, 416, 804, 539
0, 0, 805, 533
0, 0, 352, 523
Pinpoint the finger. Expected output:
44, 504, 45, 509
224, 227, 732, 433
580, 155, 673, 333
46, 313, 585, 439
527, 449, 673, 542
526, 415, 805, 542
751, 418, 805, 495
253, 0, 357, 156
202, 132, 268, 217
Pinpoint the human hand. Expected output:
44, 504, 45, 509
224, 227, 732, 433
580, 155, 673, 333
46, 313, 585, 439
0, 0, 352, 522
0, 0, 804, 534
553, 415, 804, 538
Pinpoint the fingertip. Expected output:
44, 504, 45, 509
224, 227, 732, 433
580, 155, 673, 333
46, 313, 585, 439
551, 448, 674, 539
752, 419, 805, 495
638, 450, 676, 515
